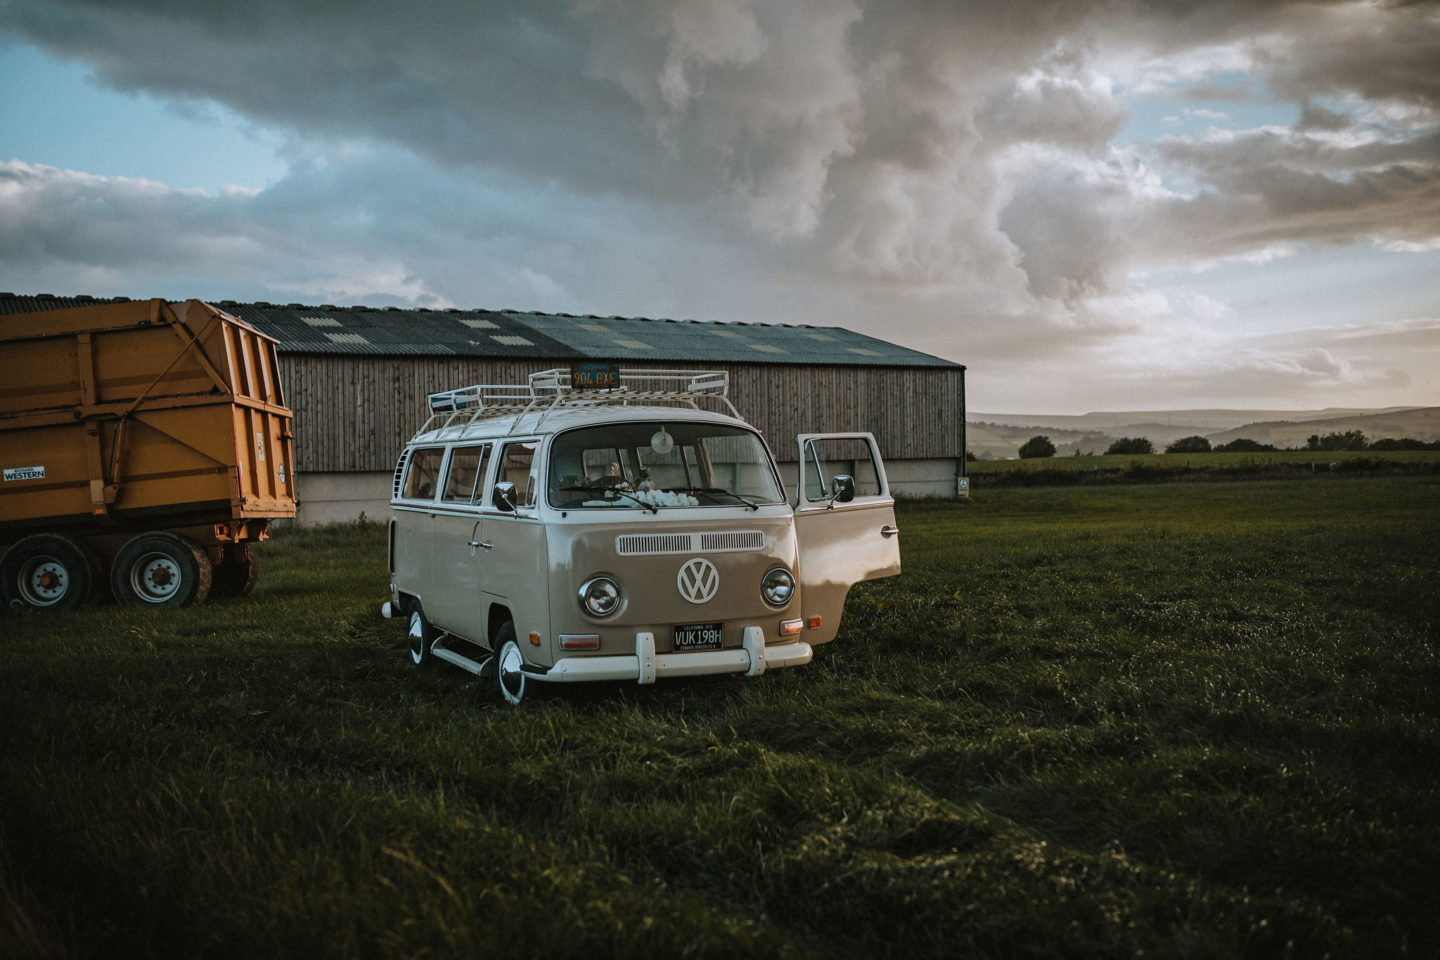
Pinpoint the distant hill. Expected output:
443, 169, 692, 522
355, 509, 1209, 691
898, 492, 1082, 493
973, 407, 1417, 433
964, 423, 1025, 460
1207, 407, 1440, 447
969, 406, 1438, 457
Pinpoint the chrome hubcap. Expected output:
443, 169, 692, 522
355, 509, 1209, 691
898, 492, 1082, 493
498, 643, 525, 703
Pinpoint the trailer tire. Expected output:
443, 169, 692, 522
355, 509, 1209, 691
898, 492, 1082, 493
212, 543, 260, 597
111, 532, 213, 608
1, 534, 97, 613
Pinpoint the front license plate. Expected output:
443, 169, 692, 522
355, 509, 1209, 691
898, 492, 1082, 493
674, 622, 724, 652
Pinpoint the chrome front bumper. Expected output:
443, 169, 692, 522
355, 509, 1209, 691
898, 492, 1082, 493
533, 626, 812, 684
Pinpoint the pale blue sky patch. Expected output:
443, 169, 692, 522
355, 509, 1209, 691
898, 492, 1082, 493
0, 41, 288, 194
1141, 243, 1440, 335
1116, 96, 1302, 147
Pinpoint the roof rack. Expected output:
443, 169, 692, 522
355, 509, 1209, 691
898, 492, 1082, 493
417, 368, 741, 437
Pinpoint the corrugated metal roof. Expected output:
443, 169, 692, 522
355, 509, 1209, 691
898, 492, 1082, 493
0, 293, 961, 369
0, 293, 128, 313
222, 303, 582, 359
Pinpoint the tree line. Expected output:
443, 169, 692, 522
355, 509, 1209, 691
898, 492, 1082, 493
1011, 431, 1439, 459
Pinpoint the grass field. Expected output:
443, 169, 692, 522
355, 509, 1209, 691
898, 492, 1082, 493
3, 477, 1438, 958
965, 448, 1440, 486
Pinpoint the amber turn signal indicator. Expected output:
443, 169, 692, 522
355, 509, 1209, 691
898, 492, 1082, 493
558, 634, 601, 650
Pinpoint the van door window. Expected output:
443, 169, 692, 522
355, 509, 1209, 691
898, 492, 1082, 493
495, 441, 538, 508
402, 447, 445, 500
803, 437, 882, 501
441, 444, 491, 504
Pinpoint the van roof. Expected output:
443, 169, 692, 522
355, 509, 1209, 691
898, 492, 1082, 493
409, 404, 756, 445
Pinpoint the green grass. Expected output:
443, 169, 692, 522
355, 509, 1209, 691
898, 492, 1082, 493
965, 448, 1440, 486
970, 448, 1440, 470
3, 480, 1438, 958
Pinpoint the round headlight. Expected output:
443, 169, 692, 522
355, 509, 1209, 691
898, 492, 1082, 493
761, 567, 795, 607
579, 576, 621, 617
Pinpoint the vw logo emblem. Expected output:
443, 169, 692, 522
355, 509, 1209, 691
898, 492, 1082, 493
677, 557, 719, 604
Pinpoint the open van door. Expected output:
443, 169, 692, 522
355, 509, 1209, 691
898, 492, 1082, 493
793, 432, 901, 645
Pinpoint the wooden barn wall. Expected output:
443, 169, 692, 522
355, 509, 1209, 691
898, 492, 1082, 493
276, 355, 964, 473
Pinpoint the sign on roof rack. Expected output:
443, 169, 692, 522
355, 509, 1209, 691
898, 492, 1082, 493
572, 363, 619, 389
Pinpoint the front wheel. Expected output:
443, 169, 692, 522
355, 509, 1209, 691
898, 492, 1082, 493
110, 532, 212, 607
493, 622, 528, 705
407, 602, 436, 666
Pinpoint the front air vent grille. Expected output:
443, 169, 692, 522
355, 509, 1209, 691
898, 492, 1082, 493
700, 530, 765, 552
617, 533, 694, 556
616, 530, 766, 556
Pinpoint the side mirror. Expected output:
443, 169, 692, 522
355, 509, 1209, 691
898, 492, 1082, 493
493, 481, 518, 512
828, 474, 855, 507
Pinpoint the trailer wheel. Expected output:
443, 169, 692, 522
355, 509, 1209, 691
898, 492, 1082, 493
493, 622, 529, 706
211, 543, 260, 597
1, 534, 97, 613
111, 532, 213, 607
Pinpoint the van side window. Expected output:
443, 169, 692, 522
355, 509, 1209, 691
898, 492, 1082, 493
442, 444, 490, 504
803, 437, 881, 501
495, 441, 538, 507
402, 447, 445, 500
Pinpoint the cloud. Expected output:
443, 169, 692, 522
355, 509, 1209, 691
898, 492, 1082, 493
2, 0, 1438, 411
0, 161, 266, 276
1086, 308, 1437, 409
1259, 0, 1440, 111
0, 157, 570, 306
0, 153, 820, 323
1168, 347, 1415, 405
7, 1, 1434, 281
1140, 125, 1440, 262
1255, 315, 1440, 353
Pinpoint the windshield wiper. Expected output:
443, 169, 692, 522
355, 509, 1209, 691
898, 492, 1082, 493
558, 483, 658, 514
689, 487, 760, 510
612, 489, 660, 514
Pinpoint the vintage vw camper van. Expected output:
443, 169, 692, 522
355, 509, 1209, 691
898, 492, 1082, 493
383, 368, 900, 704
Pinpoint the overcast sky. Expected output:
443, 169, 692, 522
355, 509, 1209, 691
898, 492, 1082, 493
2, 0, 1437, 414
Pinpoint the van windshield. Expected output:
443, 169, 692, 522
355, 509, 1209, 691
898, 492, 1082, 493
548, 422, 784, 510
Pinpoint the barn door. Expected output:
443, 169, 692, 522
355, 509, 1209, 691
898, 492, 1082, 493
792, 432, 901, 645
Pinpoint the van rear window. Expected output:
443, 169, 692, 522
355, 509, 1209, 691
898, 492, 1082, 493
401, 447, 444, 500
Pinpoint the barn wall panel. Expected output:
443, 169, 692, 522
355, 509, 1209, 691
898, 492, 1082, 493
277, 356, 964, 473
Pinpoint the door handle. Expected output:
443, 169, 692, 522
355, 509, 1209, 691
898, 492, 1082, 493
881, 525, 899, 538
